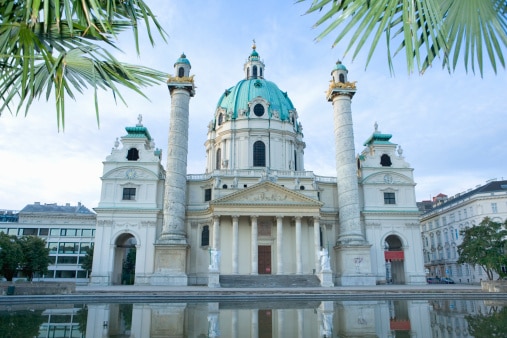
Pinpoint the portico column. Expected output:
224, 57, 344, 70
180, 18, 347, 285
232, 215, 239, 274
295, 216, 302, 274
251, 216, 258, 275
276, 216, 284, 274
213, 216, 220, 250
313, 217, 321, 273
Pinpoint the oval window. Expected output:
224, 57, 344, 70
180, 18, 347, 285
253, 104, 264, 117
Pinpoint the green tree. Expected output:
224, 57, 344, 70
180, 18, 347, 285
121, 248, 136, 285
80, 246, 94, 276
457, 217, 507, 280
0, 233, 23, 281
18, 236, 51, 281
466, 306, 507, 337
300, 0, 507, 76
0, 0, 167, 129
0, 310, 44, 337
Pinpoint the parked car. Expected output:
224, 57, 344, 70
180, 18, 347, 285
426, 277, 440, 284
440, 277, 455, 284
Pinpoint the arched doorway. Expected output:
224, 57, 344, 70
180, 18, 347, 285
113, 233, 137, 285
384, 235, 406, 284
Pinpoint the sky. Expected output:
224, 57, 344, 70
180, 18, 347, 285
1, 1, 506, 211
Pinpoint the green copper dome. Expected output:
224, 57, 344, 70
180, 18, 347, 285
334, 60, 347, 71
216, 79, 295, 121
215, 46, 296, 121
174, 53, 190, 66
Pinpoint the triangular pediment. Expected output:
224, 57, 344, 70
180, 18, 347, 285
211, 181, 322, 207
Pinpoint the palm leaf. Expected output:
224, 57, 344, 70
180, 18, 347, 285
299, 0, 507, 75
0, 0, 168, 129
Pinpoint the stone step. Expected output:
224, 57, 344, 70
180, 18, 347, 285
219, 274, 321, 288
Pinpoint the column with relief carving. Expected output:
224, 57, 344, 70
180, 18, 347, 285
152, 53, 195, 286
327, 60, 374, 286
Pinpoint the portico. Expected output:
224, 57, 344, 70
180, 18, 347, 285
193, 181, 327, 277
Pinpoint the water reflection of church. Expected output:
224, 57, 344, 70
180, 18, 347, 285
90, 44, 426, 287
84, 300, 434, 337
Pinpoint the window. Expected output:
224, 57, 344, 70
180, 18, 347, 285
57, 256, 78, 264
204, 188, 212, 202
126, 148, 139, 161
80, 242, 92, 254
55, 270, 76, 278
253, 65, 258, 78
380, 154, 392, 166
59, 242, 78, 254
81, 229, 94, 237
48, 242, 58, 254
61, 229, 78, 237
22, 228, 37, 236
201, 225, 210, 247
384, 192, 396, 204
123, 187, 136, 200
218, 113, 223, 125
39, 228, 49, 236
492, 203, 498, 213
339, 74, 345, 83
253, 141, 266, 167
50, 228, 60, 236
216, 149, 221, 170
178, 67, 184, 77
294, 150, 297, 171
253, 103, 264, 117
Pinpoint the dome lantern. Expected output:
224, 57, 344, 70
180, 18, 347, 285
244, 40, 265, 80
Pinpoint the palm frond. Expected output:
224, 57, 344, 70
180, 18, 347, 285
300, 0, 507, 75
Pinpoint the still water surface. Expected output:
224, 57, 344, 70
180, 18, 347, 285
1, 298, 506, 338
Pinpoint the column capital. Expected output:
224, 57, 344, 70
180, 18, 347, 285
231, 215, 239, 222
250, 215, 258, 221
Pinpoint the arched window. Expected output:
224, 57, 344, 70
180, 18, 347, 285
380, 154, 392, 166
339, 74, 345, 83
253, 104, 264, 117
260, 67, 263, 77
216, 149, 221, 170
218, 113, 223, 125
253, 141, 266, 167
253, 65, 258, 78
126, 148, 139, 161
201, 225, 209, 247
294, 150, 297, 170
178, 67, 184, 77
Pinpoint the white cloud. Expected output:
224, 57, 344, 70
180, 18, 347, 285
1, 0, 505, 210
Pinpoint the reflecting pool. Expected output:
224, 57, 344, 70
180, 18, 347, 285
1, 299, 506, 337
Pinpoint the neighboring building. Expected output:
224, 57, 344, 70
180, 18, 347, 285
420, 179, 507, 283
0, 202, 96, 283
91, 44, 426, 287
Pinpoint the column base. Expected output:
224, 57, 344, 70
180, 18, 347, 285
334, 243, 375, 286
152, 243, 189, 286
319, 270, 334, 287
208, 271, 220, 288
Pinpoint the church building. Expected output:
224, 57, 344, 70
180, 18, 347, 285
90, 44, 426, 287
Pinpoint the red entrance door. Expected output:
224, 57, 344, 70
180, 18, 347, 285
258, 245, 272, 274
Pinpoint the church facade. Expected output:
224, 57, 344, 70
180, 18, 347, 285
90, 45, 426, 287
